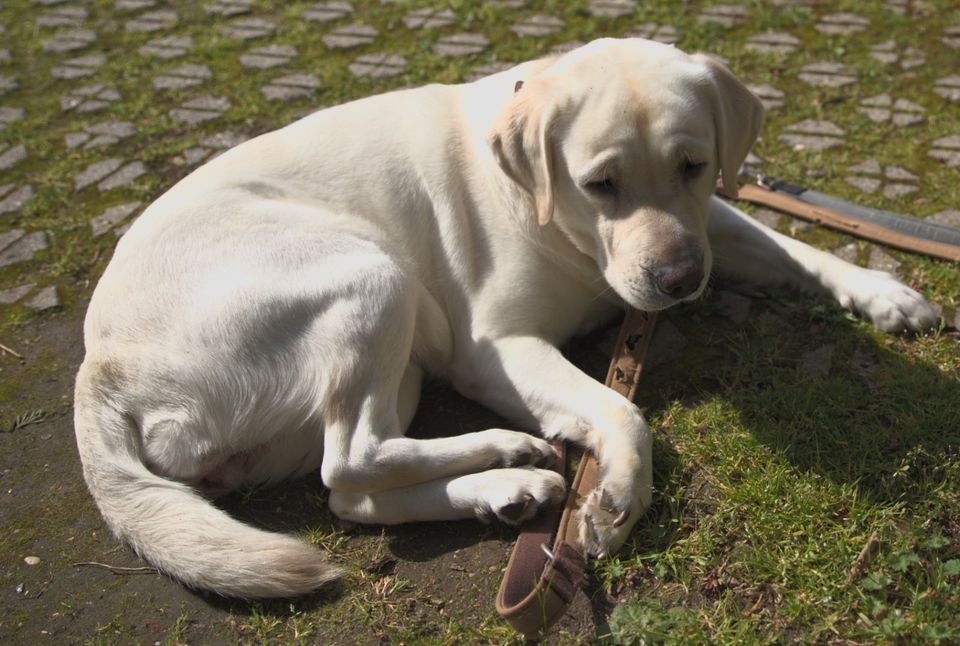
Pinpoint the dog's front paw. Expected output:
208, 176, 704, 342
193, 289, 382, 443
838, 269, 939, 333
487, 429, 560, 470
576, 477, 651, 558
478, 467, 566, 525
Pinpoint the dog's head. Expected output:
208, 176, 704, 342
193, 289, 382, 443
488, 38, 764, 311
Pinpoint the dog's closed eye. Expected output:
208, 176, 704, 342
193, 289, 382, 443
584, 176, 617, 198
679, 158, 707, 182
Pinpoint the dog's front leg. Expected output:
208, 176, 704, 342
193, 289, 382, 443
458, 336, 651, 557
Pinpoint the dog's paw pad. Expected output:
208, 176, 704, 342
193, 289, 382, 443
481, 468, 565, 526
843, 270, 939, 333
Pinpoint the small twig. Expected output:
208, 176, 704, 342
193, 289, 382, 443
848, 531, 880, 582
0, 342, 23, 359
71, 561, 159, 575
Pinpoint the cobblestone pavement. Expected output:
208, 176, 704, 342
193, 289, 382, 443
1, 1, 959, 643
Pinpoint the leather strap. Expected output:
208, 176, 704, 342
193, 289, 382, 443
735, 183, 960, 262
496, 309, 658, 638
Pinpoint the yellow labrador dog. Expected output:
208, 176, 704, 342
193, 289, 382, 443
74, 38, 937, 598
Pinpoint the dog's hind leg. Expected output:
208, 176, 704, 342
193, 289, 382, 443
328, 467, 565, 525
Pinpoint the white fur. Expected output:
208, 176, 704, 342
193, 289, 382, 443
74, 38, 938, 598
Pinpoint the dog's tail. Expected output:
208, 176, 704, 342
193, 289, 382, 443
73, 361, 343, 598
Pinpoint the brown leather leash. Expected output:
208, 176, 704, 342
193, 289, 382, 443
496, 309, 658, 639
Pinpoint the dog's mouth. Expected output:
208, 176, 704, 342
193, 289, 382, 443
606, 260, 711, 312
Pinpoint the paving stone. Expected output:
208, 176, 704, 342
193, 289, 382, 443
115, 0, 156, 9
60, 83, 121, 112
941, 25, 960, 49
0, 183, 34, 215
74, 158, 123, 190
0, 144, 26, 172
24, 285, 61, 311
645, 318, 686, 371
173, 130, 248, 167
205, 0, 251, 17
0, 284, 34, 305
65, 120, 136, 150
869, 40, 925, 69
858, 93, 924, 126
139, 35, 194, 59
464, 61, 513, 82
434, 32, 489, 57
221, 17, 276, 40
42, 28, 95, 53
36, 5, 87, 27
90, 201, 141, 236
801, 344, 833, 378
844, 159, 918, 199
322, 23, 377, 49
750, 207, 782, 229
261, 73, 322, 101
0, 229, 25, 253
797, 61, 857, 88
748, 84, 784, 110
239, 44, 297, 69
816, 12, 869, 36
0, 231, 47, 268
97, 161, 146, 191
349, 52, 408, 78
483, 0, 527, 8
934, 75, 960, 103
779, 119, 845, 151
928, 134, 960, 167
169, 95, 231, 124
745, 31, 800, 55
630, 24, 679, 46
586, 0, 636, 18
698, 4, 747, 28
125, 9, 177, 33
0, 75, 19, 96
0, 105, 24, 132
403, 7, 456, 29
510, 14, 563, 37
868, 247, 901, 275
551, 41, 586, 55
50, 53, 105, 79
152, 63, 213, 90
0, 49, 10, 64
927, 209, 960, 228
303, 1, 353, 22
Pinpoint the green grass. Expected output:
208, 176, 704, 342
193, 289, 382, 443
1, 0, 959, 643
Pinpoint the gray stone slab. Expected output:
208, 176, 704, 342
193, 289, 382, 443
90, 202, 141, 236
115, 0, 156, 9
0, 75, 18, 96
205, 0, 251, 16
748, 84, 784, 110
170, 95, 231, 124
816, 12, 869, 35
65, 120, 136, 150
0, 144, 26, 171
885, 165, 917, 181
465, 61, 513, 82
745, 31, 799, 55
239, 44, 296, 69
139, 35, 193, 59
934, 75, 960, 103
0, 229, 25, 252
750, 207, 781, 229
42, 28, 95, 52
434, 32, 489, 57
61, 83, 121, 112
868, 247, 901, 275
403, 7, 456, 29
24, 285, 61, 311
718, 290, 752, 324
929, 134, 960, 167
75, 158, 123, 190
153, 63, 212, 90
510, 14, 563, 37
349, 53, 408, 78
36, 6, 87, 27
587, 0, 636, 18
0, 50, 10, 64
0, 184, 33, 214
262, 85, 313, 101
303, 1, 353, 22
846, 176, 881, 193
779, 119, 845, 151
125, 9, 178, 33
0, 284, 34, 305
942, 25, 960, 49
0, 231, 47, 268
323, 23, 377, 48
221, 17, 276, 40
626, 23, 680, 44
883, 183, 917, 199
645, 318, 686, 371
832, 242, 858, 263
50, 53, 105, 79
848, 158, 881, 174
698, 4, 747, 28
927, 209, 960, 227
97, 161, 146, 191
798, 61, 857, 87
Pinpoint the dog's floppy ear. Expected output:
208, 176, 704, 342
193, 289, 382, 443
693, 54, 765, 198
487, 80, 559, 226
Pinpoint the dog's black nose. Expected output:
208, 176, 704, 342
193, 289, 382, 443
655, 259, 704, 299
